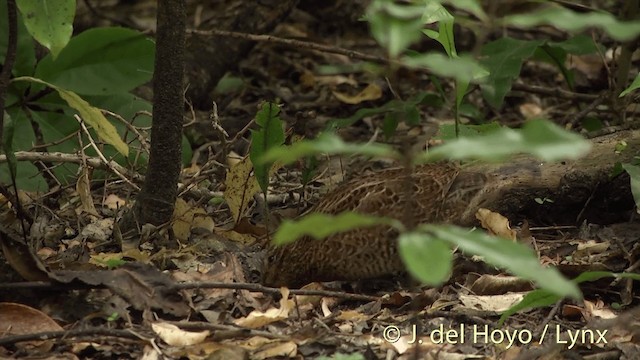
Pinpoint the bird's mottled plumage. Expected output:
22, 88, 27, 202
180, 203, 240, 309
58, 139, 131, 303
262, 163, 486, 287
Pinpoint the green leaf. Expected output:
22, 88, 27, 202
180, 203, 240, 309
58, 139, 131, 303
499, 289, 560, 325
0, 0, 36, 76
418, 224, 582, 299
418, 119, 591, 163
505, 6, 640, 42
442, 0, 488, 23
13, 76, 129, 156
500, 271, 640, 324
548, 35, 600, 55
402, 53, 489, 84
620, 73, 640, 97
398, 232, 452, 285
259, 132, 400, 166
480, 37, 544, 108
533, 45, 572, 89
622, 163, 640, 209
273, 212, 402, 246
366, 0, 425, 57
1, 110, 48, 190
30, 110, 80, 183
34, 27, 154, 95
435, 122, 502, 140
317, 353, 365, 360
250, 102, 285, 193
422, 1, 457, 58
576, 271, 640, 282
16, 0, 74, 59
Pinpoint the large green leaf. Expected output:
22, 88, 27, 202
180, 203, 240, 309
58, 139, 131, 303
620, 74, 640, 97
30, 110, 80, 184
0, 0, 36, 76
480, 37, 543, 108
1, 110, 48, 190
250, 102, 285, 193
13, 77, 129, 156
506, 6, 640, 42
398, 232, 452, 285
402, 53, 488, 84
500, 271, 640, 324
34, 27, 154, 95
548, 34, 600, 55
417, 119, 591, 163
442, 0, 487, 22
366, 0, 425, 57
435, 122, 502, 140
422, 1, 456, 58
16, 0, 74, 59
418, 224, 581, 299
273, 212, 402, 246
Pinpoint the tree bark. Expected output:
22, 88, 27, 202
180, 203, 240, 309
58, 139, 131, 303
132, 0, 186, 230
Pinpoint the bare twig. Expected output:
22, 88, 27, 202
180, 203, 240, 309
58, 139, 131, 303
167, 281, 382, 302
511, 83, 599, 102
75, 115, 141, 190
187, 28, 392, 65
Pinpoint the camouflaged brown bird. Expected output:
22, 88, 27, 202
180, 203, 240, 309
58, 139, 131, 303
262, 163, 487, 287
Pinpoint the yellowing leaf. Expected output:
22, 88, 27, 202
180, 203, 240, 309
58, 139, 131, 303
12, 77, 129, 156
224, 156, 260, 223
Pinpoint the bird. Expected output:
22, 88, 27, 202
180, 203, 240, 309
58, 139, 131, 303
261, 162, 487, 287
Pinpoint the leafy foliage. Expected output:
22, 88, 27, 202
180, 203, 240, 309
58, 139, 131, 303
14, 77, 129, 156
274, 212, 402, 246
505, 5, 640, 41
499, 271, 640, 325
416, 225, 580, 299
416, 119, 591, 163
15, 0, 74, 59
34, 27, 154, 95
0, 6, 197, 191
249, 102, 285, 193
260, 0, 625, 302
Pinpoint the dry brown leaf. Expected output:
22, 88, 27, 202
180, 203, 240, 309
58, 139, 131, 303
103, 194, 126, 210
237, 337, 297, 360
234, 288, 294, 328
0, 302, 63, 352
172, 198, 215, 242
332, 83, 382, 104
518, 102, 543, 119
476, 208, 516, 241
75, 166, 100, 218
0, 225, 50, 281
315, 74, 358, 87
152, 322, 210, 346
224, 156, 260, 222
458, 293, 526, 313
573, 240, 610, 260
220, 229, 259, 244
582, 299, 616, 321
299, 70, 316, 89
